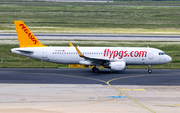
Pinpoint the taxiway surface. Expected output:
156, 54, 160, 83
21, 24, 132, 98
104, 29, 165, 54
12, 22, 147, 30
0, 68, 179, 85
0, 68, 180, 113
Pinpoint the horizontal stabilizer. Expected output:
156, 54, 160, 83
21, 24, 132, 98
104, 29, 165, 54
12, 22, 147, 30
17, 50, 34, 54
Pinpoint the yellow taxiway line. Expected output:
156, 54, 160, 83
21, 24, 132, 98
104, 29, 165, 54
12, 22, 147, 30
118, 89, 146, 91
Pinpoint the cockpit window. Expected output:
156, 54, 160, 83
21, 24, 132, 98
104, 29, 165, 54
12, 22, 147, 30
159, 52, 166, 55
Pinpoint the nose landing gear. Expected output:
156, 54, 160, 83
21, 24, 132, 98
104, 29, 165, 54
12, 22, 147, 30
148, 65, 152, 73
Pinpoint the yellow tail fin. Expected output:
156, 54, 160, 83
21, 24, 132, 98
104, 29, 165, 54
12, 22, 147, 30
14, 21, 46, 48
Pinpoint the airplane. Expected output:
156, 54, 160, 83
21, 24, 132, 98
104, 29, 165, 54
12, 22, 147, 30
11, 21, 172, 73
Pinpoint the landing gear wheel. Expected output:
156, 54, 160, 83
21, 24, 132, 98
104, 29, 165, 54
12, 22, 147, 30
148, 65, 152, 73
92, 67, 95, 72
92, 67, 99, 73
148, 69, 152, 73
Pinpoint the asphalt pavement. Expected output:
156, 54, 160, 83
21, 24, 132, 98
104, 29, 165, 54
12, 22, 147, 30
0, 68, 179, 85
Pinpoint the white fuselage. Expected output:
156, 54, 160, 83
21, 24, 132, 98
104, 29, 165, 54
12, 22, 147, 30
11, 47, 172, 65
12, 21, 172, 73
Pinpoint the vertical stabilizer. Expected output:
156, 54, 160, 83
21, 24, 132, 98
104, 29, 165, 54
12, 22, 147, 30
14, 21, 46, 48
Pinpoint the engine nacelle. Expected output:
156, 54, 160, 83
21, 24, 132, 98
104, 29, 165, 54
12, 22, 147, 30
79, 60, 92, 65
109, 61, 126, 71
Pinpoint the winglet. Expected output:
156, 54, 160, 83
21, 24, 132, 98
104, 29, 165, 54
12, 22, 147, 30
14, 21, 46, 48
75, 46, 84, 57
68, 41, 73, 47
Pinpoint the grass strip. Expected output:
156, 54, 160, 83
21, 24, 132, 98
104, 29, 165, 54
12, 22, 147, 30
0, 1, 180, 35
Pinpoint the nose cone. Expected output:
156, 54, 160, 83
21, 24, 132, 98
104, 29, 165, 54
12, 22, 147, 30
167, 55, 172, 63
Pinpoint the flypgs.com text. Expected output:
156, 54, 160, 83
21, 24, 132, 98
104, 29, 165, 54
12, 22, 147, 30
104, 49, 147, 59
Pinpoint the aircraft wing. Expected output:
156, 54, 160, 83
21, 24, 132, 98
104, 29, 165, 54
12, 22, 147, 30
75, 46, 124, 66
75, 46, 109, 61
68, 41, 74, 47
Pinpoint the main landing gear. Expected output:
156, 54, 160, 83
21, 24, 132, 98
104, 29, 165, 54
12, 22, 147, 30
148, 65, 152, 73
92, 67, 99, 73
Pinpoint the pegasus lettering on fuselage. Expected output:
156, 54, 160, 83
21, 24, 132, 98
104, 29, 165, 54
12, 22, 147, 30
19, 24, 38, 45
104, 49, 147, 59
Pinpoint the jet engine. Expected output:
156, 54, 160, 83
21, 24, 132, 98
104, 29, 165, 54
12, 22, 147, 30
109, 61, 126, 71
79, 60, 92, 65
